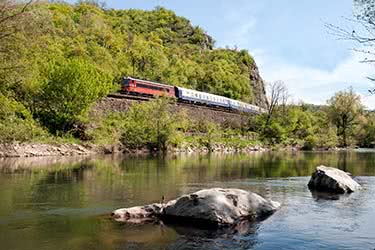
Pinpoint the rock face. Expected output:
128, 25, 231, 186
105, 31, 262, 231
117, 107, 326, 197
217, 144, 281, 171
112, 188, 280, 226
249, 61, 268, 109
308, 166, 361, 193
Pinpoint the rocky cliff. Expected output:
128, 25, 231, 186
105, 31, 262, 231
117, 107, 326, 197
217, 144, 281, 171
250, 61, 268, 108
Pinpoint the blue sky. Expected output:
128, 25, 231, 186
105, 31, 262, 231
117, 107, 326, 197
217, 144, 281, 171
77, 0, 375, 108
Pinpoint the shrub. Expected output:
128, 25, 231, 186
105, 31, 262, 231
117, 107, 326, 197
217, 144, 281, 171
120, 98, 184, 151
88, 112, 127, 145
303, 135, 317, 150
0, 95, 47, 143
261, 121, 287, 144
36, 58, 114, 134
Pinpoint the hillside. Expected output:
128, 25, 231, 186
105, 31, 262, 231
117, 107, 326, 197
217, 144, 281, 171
2, 2, 267, 104
0, 1, 267, 142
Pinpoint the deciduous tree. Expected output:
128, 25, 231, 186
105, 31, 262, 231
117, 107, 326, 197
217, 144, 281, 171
36, 59, 113, 134
327, 88, 363, 146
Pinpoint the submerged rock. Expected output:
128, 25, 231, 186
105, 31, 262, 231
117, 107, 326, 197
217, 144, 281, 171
112, 188, 280, 226
308, 166, 361, 193
112, 203, 163, 224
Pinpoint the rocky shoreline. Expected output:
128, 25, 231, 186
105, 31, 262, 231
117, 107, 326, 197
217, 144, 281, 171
0, 143, 98, 158
0, 142, 270, 158
0, 142, 360, 158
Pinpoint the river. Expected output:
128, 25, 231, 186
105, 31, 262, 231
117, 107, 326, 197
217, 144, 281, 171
0, 151, 374, 250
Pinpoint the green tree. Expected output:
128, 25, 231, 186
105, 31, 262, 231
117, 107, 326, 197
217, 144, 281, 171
0, 0, 43, 97
327, 88, 363, 146
198, 121, 219, 151
0, 95, 46, 142
36, 58, 113, 134
356, 112, 375, 147
121, 98, 183, 151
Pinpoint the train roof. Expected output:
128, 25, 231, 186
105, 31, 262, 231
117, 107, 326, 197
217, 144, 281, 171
176, 86, 230, 100
125, 77, 174, 88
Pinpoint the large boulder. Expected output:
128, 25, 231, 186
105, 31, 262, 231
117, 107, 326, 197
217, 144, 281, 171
308, 166, 361, 193
112, 188, 280, 226
163, 188, 280, 225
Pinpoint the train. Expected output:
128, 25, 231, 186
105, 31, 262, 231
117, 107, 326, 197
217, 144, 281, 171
122, 77, 265, 114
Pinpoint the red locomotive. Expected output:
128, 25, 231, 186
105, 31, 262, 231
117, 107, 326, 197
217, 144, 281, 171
122, 77, 175, 97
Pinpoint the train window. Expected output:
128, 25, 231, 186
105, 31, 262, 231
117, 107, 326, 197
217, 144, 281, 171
123, 79, 129, 86
137, 83, 167, 92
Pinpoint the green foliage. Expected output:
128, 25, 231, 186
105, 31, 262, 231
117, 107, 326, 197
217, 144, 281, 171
327, 88, 363, 146
0, 95, 47, 143
120, 98, 184, 151
262, 121, 287, 144
315, 127, 339, 149
255, 105, 339, 149
197, 121, 219, 151
303, 135, 317, 150
356, 113, 375, 147
88, 112, 128, 145
24, 3, 253, 102
35, 58, 113, 134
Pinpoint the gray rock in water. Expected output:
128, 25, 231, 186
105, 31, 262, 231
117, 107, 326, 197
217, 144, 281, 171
112, 188, 280, 226
112, 203, 163, 223
163, 188, 280, 225
308, 165, 361, 193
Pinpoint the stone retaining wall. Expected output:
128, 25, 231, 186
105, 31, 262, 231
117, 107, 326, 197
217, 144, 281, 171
93, 97, 252, 128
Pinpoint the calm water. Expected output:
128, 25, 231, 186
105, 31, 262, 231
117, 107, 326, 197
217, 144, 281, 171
0, 151, 375, 250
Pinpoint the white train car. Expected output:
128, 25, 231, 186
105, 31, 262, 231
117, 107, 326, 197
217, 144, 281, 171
228, 99, 265, 114
175, 87, 230, 108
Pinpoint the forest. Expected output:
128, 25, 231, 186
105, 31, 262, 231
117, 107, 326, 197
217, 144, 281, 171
0, 1, 374, 150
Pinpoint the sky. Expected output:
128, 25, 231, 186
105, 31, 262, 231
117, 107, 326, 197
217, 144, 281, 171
79, 0, 375, 108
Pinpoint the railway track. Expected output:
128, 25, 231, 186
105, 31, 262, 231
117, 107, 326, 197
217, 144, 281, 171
107, 93, 152, 101
107, 92, 247, 115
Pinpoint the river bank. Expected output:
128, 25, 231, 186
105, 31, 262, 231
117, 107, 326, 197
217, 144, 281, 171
0, 142, 361, 158
0, 143, 99, 158
0, 142, 269, 158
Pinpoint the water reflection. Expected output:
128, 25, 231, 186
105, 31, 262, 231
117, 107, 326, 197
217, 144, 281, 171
0, 151, 375, 250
